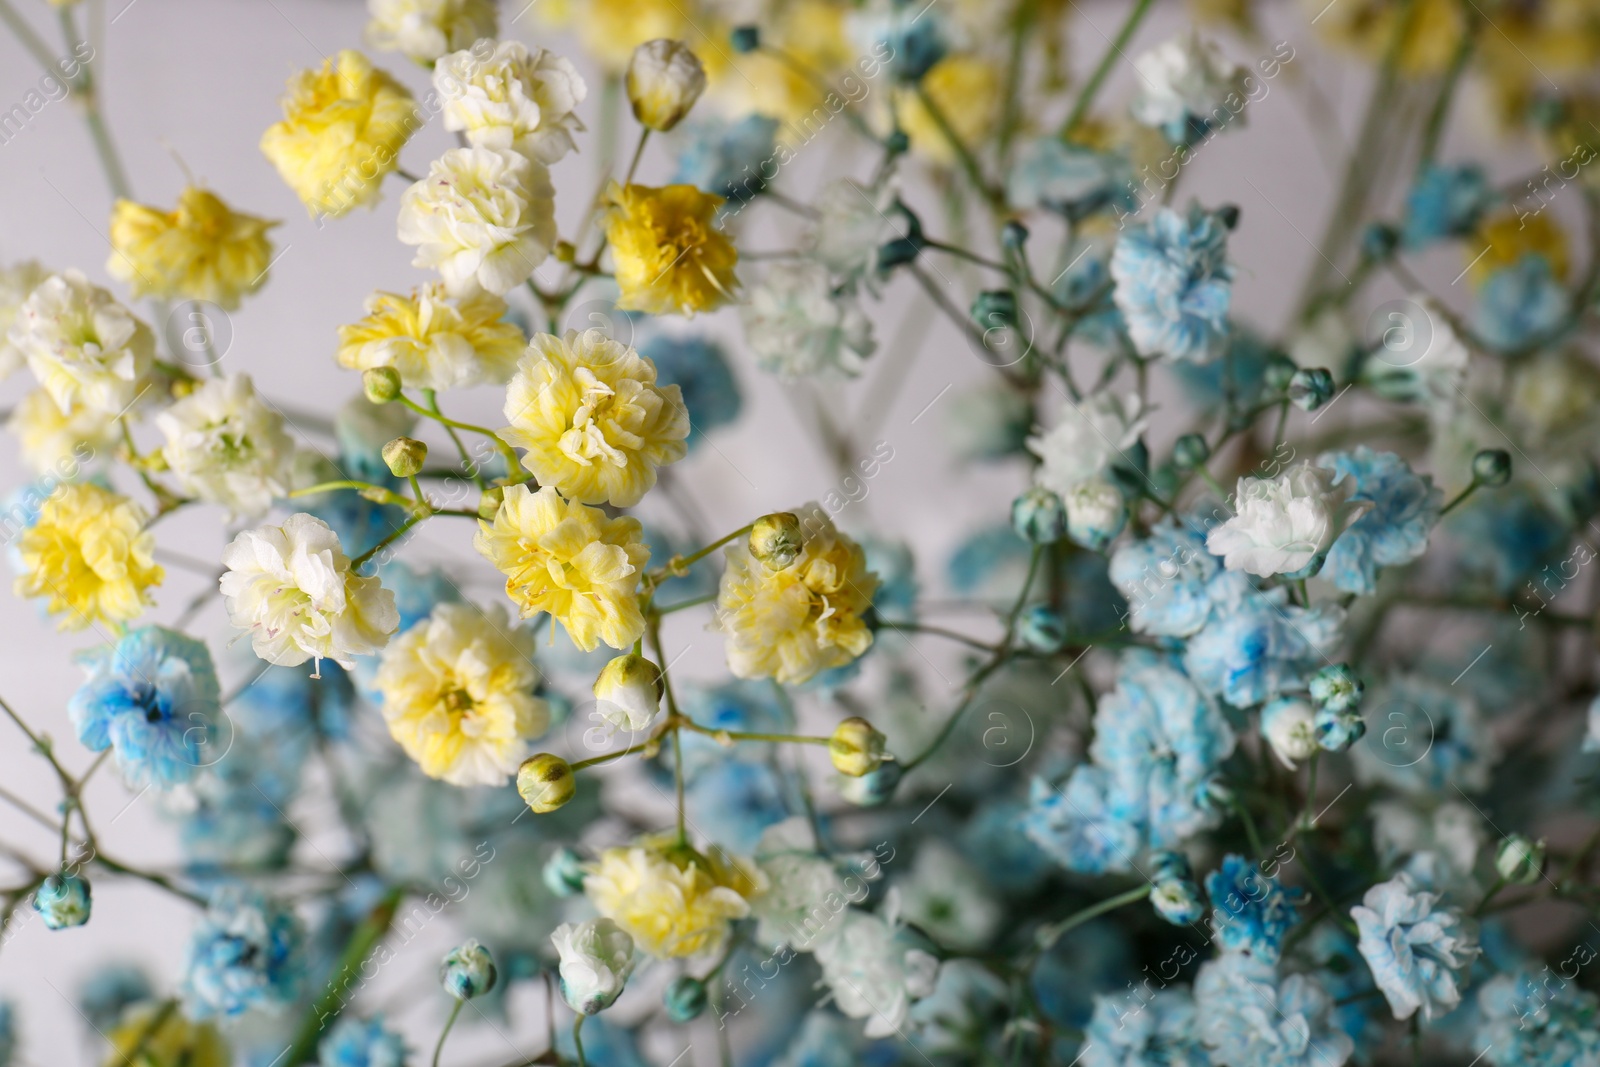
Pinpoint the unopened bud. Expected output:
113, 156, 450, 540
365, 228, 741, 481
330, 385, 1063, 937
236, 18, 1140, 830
363, 366, 402, 404
382, 436, 427, 478
750, 512, 803, 569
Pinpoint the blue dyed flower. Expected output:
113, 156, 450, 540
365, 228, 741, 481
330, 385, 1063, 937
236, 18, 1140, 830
863, 537, 918, 624
1449, 486, 1569, 595
1353, 674, 1497, 794
639, 334, 742, 440
1110, 203, 1234, 364
671, 115, 778, 203
78, 963, 153, 1033
850, 2, 948, 82
319, 1014, 407, 1067
1351, 872, 1478, 1021
1082, 988, 1208, 1067
1008, 139, 1136, 220
1152, 877, 1206, 925
184, 887, 306, 1018
960, 800, 1052, 894
1182, 573, 1345, 707
1476, 968, 1600, 1067
947, 524, 1035, 602
1318, 448, 1442, 595
1109, 519, 1220, 637
1476, 254, 1569, 351
178, 738, 297, 873
33, 872, 91, 929
1402, 163, 1495, 249
686, 758, 789, 854
1168, 327, 1275, 413
1206, 854, 1302, 964
1023, 767, 1141, 875
69, 626, 221, 790
1195, 953, 1353, 1067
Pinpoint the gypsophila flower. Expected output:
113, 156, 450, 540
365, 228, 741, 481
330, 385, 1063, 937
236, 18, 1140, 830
1476, 255, 1570, 352
69, 626, 220, 790
1110, 204, 1234, 363
1130, 33, 1249, 142
0, 259, 49, 378
1109, 520, 1220, 637
748, 818, 850, 951
107, 186, 277, 310
16, 482, 163, 630
1260, 696, 1319, 769
336, 283, 525, 391
398, 147, 557, 296
1082, 989, 1209, 1067
366, 0, 494, 64
8, 270, 153, 416
1353, 674, 1498, 794
157, 374, 297, 520
740, 261, 876, 380
1475, 968, 1600, 1067
604, 181, 738, 316
1064, 479, 1127, 551
1402, 162, 1495, 249
638, 333, 742, 437
1152, 878, 1207, 926
1317, 448, 1442, 594
1207, 854, 1302, 964
809, 177, 901, 284
220, 513, 399, 669
1362, 293, 1470, 406
552, 918, 635, 1015
1183, 573, 1345, 707
1207, 461, 1370, 578
435, 41, 587, 163
895, 843, 1001, 952
671, 115, 779, 202
33, 873, 91, 930
318, 1014, 407, 1067
592, 653, 662, 733
1022, 766, 1141, 875
1195, 953, 1353, 1067
184, 888, 306, 1018
813, 909, 940, 1039
585, 840, 763, 961
1028, 392, 1148, 498
1352, 871, 1479, 1020
439, 939, 496, 999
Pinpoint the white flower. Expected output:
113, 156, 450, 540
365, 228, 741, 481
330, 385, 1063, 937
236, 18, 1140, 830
436, 41, 587, 164
739, 261, 875, 379
625, 39, 706, 132
552, 918, 635, 1015
8, 270, 153, 416
397, 147, 557, 297
220, 513, 399, 669
365, 0, 496, 64
809, 177, 900, 283
156, 374, 297, 520
749, 818, 850, 951
1362, 294, 1470, 408
592, 653, 662, 733
1371, 800, 1483, 891
1027, 392, 1148, 498
1130, 33, 1246, 133
0, 259, 50, 379
1064, 478, 1127, 551
1206, 461, 1370, 577
894, 844, 1000, 952
813, 907, 939, 1039
1259, 696, 1318, 769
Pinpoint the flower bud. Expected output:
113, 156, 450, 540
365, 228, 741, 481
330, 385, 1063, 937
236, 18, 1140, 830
1473, 448, 1512, 487
1149, 850, 1192, 884
33, 872, 91, 930
730, 25, 760, 53
1001, 220, 1029, 251
1151, 878, 1204, 925
362, 366, 402, 404
517, 753, 576, 813
970, 289, 1018, 331
1019, 604, 1066, 653
1215, 204, 1241, 230
626, 40, 707, 132
1495, 835, 1546, 885
593, 654, 663, 732
1064, 479, 1127, 552
1011, 486, 1067, 545
543, 847, 588, 897
749, 512, 803, 570
1263, 354, 1299, 392
440, 939, 497, 1000
830, 716, 887, 777
477, 486, 505, 521
1309, 663, 1363, 713
1260, 696, 1319, 769
553, 918, 635, 1016
884, 129, 910, 156
382, 436, 427, 478
1362, 221, 1399, 261
837, 759, 902, 806
1313, 706, 1366, 752
664, 975, 709, 1021
1172, 432, 1211, 470
1287, 367, 1335, 412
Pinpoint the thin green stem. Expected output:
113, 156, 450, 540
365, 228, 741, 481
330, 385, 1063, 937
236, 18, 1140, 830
914, 84, 996, 206
652, 523, 753, 582
1057, 0, 1156, 138
1417, 10, 1478, 171
397, 395, 521, 477
432, 999, 464, 1067
677, 719, 832, 747
1439, 478, 1482, 516
573, 1013, 588, 1067
283, 887, 405, 1066
1035, 884, 1152, 951
655, 592, 717, 616
570, 739, 656, 772
623, 126, 650, 185
351, 511, 428, 569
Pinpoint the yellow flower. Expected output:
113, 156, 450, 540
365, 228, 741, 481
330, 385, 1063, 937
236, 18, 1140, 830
376, 601, 548, 787
337, 283, 525, 391
571, 0, 708, 72
104, 1002, 231, 1067
260, 50, 418, 219
16, 483, 163, 631
896, 54, 1002, 167
1312, 0, 1466, 75
499, 329, 690, 507
1469, 210, 1569, 286
474, 484, 649, 651
723, 0, 854, 130
8, 387, 116, 476
584, 839, 765, 960
107, 187, 277, 310
603, 181, 738, 316
711, 505, 877, 685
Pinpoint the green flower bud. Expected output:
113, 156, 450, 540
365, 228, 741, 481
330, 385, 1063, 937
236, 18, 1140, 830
730, 25, 760, 53
33, 872, 91, 930
1495, 835, 1545, 885
838, 759, 902, 807
970, 289, 1018, 331
1287, 367, 1335, 412
664, 975, 709, 1021
829, 716, 886, 777
362, 366, 402, 404
477, 486, 505, 521
1172, 433, 1211, 470
1473, 448, 1512, 487
517, 754, 575, 813
382, 436, 427, 478
1019, 604, 1066, 653
750, 512, 804, 569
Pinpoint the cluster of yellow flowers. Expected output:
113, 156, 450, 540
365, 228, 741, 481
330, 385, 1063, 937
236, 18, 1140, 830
15, 483, 163, 631
584, 839, 767, 960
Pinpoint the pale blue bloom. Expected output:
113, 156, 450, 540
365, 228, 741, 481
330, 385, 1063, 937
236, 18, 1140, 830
319, 1015, 407, 1067
960, 799, 1052, 894
1168, 327, 1275, 413
1195, 954, 1354, 1067
1318, 448, 1443, 595
1055, 241, 1125, 347
772, 1011, 861, 1067
640, 334, 742, 439
1207, 854, 1302, 964
947, 524, 1034, 602
78, 963, 153, 1033
1476, 968, 1600, 1067
1023, 767, 1141, 875
1031, 922, 1133, 1031
69, 627, 221, 790
1352, 872, 1479, 1021
1008, 139, 1136, 220
671, 115, 778, 203
1402, 163, 1494, 249
909, 960, 1009, 1058
178, 736, 297, 873
686, 758, 789, 854
1182, 573, 1345, 707
33, 873, 91, 929
1353, 674, 1497, 795
1110, 204, 1233, 364
1477, 254, 1569, 352
1109, 520, 1220, 637
184, 887, 306, 1018
852, 2, 948, 82
1304, 927, 1383, 1053
1152, 877, 1206, 925
863, 537, 918, 624
1449, 487, 1568, 595
1082, 989, 1208, 1067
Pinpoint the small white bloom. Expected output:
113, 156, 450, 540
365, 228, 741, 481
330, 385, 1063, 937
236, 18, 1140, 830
1206, 461, 1370, 577
552, 918, 635, 1015
1371, 800, 1483, 890
1130, 33, 1247, 134
749, 818, 850, 951
365, 0, 496, 64
0, 259, 50, 379
157, 374, 297, 520
592, 653, 662, 733
740, 261, 875, 379
397, 147, 557, 297
814, 907, 939, 1039
9, 270, 153, 416
625, 39, 706, 132
220, 513, 399, 669
436, 41, 588, 164
1064, 478, 1127, 551
1363, 294, 1470, 408
1028, 392, 1148, 498
894, 843, 1001, 952
809, 177, 900, 283
1259, 696, 1318, 769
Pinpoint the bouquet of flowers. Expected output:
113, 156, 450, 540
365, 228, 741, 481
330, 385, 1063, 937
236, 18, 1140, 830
2, 0, 1599, 1064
